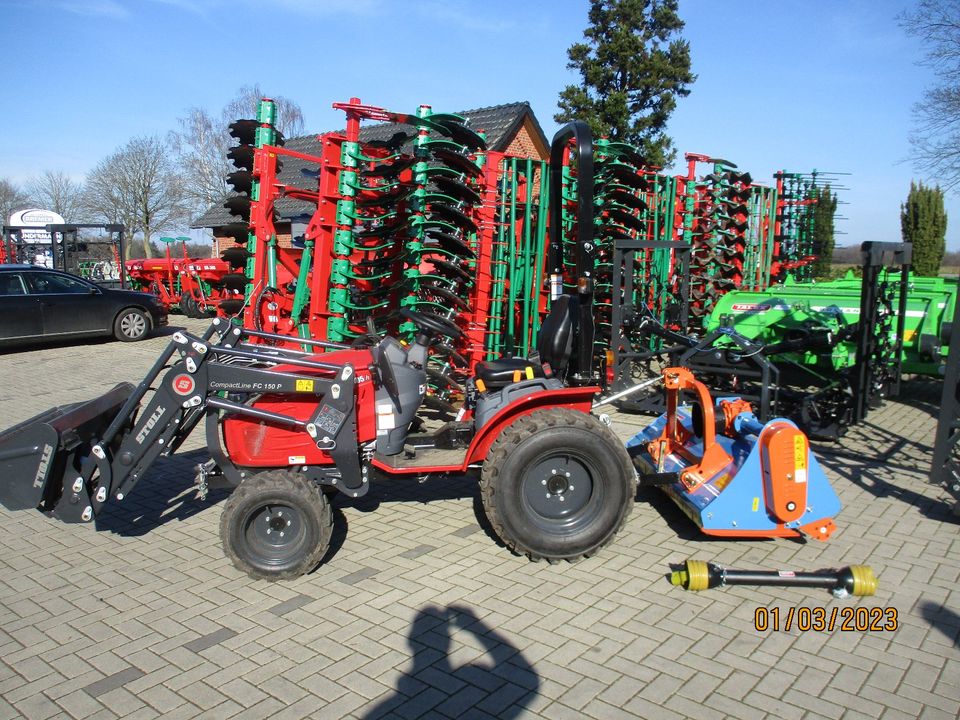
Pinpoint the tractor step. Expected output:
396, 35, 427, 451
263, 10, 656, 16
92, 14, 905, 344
375, 446, 468, 470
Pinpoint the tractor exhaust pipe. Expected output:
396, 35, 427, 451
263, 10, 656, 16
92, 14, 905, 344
670, 559, 877, 598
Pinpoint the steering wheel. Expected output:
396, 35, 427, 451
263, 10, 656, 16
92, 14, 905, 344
400, 308, 463, 340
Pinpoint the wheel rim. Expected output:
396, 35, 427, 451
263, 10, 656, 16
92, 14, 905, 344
520, 452, 601, 533
242, 502, 307, 569
121, 313, 146, 338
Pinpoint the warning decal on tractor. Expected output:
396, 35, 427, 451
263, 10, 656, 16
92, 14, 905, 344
173, 374, 196, 396
296, 379, 315, 392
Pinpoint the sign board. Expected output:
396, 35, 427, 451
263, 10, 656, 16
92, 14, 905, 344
6, 208, 67, 244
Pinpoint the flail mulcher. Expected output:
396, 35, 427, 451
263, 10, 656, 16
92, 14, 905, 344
0, 306, 635, 581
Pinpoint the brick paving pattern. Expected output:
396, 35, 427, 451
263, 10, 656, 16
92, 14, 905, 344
0, 317, 957, 719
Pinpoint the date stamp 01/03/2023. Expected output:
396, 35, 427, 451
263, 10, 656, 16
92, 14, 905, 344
755, 606, 899, 632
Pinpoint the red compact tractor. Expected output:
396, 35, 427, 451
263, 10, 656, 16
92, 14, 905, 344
0, 123, 637, 581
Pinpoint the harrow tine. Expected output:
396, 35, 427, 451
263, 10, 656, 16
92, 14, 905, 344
219, 298, 245, 315
432, 175, 481, 204
598, 163, 647, 189
422, 232, 475, 259
366, 130, 415, 151
227, 170, 253, 195
356, 185, 412, 207
427, 366, 465, 392
356, 254, 400, 270
229, 118, 258, 144
221, 273, 249, 292
605, 190, 648, 211
221, 222, 249, 242
431, 147, 482, 177
356, 217, 407, 238
223, 195, 251, 221
423, 256, 473, 282
418, 283, 471, 311
220, 246, 251, 270
362, 155, 417, 178
227, 144, 254, 172
429, 118, 487, 152
361, 283, 394, 298
603, 142, 647, 168
433, 340, 468, 367
606, 207, 646, 232
425, 203, 478, 234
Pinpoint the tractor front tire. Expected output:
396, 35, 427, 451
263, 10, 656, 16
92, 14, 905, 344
480, 408, 636, 562
220, 469, 333, 581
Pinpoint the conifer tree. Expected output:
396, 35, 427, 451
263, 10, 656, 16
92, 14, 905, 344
901, 181, 948, 277
555, 0, 695, 167
811, 186, 838, 279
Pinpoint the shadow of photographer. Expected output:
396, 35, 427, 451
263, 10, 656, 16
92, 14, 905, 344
364, 603, 540, 719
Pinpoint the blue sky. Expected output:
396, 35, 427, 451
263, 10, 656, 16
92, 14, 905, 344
1, 0, 954, 248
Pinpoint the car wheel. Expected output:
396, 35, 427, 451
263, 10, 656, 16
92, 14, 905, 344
114, 308, 151, 342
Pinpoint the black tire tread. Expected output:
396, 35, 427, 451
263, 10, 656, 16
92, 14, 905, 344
220, 469, 333, 581
479, 407, 635, 562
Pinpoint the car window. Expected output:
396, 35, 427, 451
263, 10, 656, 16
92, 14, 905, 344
0, 274, 27, 296
28, 272, 92, 295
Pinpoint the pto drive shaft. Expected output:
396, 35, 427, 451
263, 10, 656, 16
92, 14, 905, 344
670, 559, 878, 598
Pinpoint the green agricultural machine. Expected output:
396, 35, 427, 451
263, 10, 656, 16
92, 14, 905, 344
707, 271, 957, 377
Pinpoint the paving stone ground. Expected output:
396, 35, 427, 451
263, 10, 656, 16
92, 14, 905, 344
0, 317, 957, 719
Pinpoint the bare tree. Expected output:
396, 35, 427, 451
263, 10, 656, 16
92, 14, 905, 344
83, 136, 190, 258
0, 178, 31, 225
26, 170, 84, 221
170, 85, 306, 219
901, 0, 960, 189
223, 84, 305, 137
169, 106, 232, 217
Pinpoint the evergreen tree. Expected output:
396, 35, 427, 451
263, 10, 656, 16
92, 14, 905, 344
901, 181, 948, 276
811, 185, 838, 279
555, 0, 695, 167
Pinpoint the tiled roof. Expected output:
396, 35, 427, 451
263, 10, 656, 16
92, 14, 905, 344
193, 101, 546, 230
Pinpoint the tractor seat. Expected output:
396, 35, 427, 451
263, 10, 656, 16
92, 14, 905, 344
473, 357, 547, 389
474, 295, 578, 391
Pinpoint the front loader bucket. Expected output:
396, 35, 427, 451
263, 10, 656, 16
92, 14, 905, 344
0, 383, 134, 514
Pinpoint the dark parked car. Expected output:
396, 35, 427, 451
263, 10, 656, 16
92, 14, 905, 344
0, 265, 168, 348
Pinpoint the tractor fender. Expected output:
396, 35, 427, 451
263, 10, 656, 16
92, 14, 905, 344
465, 385, 598, 466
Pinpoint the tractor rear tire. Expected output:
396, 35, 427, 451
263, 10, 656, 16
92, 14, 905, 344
220, 469, 333, 581
480, 408, 636, 562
